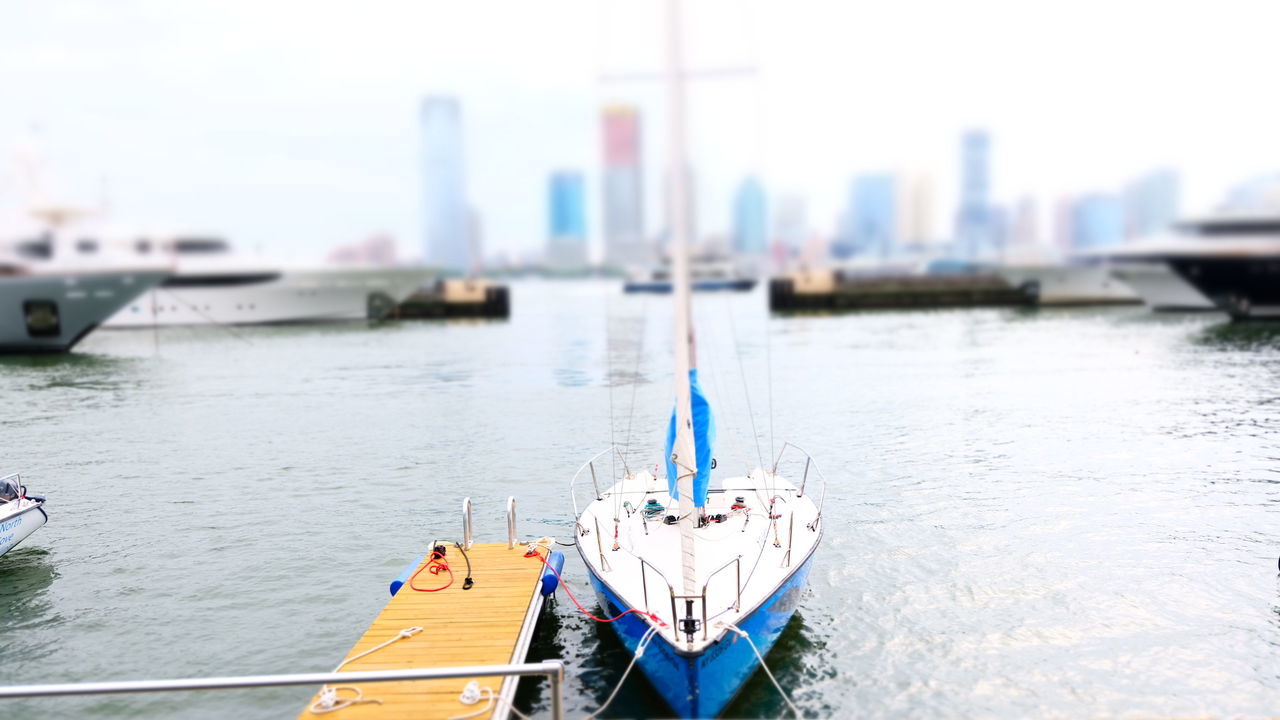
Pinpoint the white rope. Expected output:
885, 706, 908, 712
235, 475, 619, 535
448, 681, 493, 720
308, 626, 423, 714
448, 679, 534, 720
581, 625, 661, 720
716, 622, 801, 718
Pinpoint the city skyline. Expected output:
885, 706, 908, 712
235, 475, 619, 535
1, 1, 1278, 261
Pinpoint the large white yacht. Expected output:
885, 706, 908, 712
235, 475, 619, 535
1106, 214, 1280, 320
0, 234, 168, 352
99, 234, 434, 328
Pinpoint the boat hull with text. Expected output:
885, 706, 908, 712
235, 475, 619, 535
104, 266, 433, 327
0, 475, 47, 558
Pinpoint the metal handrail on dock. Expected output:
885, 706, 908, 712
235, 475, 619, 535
462, 496, 474, 550
0, 662, 567, 719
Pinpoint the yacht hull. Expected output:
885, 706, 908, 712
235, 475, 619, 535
1110, 263, 1214, 311
0, 271, 168, 353
0, 500, 48, 557
104, 267, 432, 327
1167, 257, 1280, 320
583, 548, 815, 718
995, 264, 1140, 306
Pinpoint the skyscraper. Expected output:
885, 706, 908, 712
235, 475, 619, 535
1011, 196, 1038, 248
955, 129, 992, 258
732, 177, 767, 255
1072, 194, 1125, 249
601, 105, 648, 268
1124, 168, 1180, 239
897, 174, 935, 247
772, 193, 808, 264
547, 170, 588, 269
421, 96, 471, 272
848, 174, 896, 258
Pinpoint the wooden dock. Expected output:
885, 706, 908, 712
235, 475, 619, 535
296, 542, 548, 720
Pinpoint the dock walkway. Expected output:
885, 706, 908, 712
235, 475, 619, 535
296, 541, 548, 720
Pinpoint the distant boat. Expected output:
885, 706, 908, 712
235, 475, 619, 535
0, 239, 168, 353
96, 235, 435, 327
0, 474, 47, 558
1102, 214, 1280, 318
1158, 215, 1280, 320
624, 255, 757, 294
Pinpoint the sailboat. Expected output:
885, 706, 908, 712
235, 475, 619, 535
571, 2, 825, 716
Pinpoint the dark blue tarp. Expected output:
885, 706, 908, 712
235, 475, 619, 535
664, 369, 715, 508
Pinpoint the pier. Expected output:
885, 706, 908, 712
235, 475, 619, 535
295, 500, 554, 719
395, 279, 511, 319
770, 268, 1033, 312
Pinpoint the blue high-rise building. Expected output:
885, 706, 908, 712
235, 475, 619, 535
547, 170, 587, 269
1124, 168, 1180, 238
422, 96, 471, 272
848, 174, 896, 258
955, 129, 993, 258
1072, 194, 1125, 249
732, 177, 767, 255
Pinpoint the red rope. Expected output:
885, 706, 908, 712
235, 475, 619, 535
525, 548, 666, 627
409, 550, 454, 592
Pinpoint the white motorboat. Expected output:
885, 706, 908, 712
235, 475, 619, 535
0, 474, 47, 558
99, 235, 435, 327
624, 254, 757, 294
569, 3, 824, 716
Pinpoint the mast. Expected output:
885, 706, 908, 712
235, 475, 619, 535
665, 0, 700, 610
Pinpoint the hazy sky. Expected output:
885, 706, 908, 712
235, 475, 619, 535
2, 0, 1278, 261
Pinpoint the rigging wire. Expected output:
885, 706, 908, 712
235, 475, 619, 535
723, 294, 766, 472
620, 295, 648, 464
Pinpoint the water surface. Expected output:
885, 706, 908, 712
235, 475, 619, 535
1, 281, 1278, 718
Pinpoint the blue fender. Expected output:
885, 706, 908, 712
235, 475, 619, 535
540, 551, 565, 596
389, 554, 425, 597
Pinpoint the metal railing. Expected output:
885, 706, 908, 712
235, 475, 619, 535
769, 442, 828, 522
462, 496, 474, 550
0, 661, 567, 720
568, 446, 633, 516
638, 555, 742, 643
506, 496, 517, 549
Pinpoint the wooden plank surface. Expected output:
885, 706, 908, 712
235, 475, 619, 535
295, 542, 544, 720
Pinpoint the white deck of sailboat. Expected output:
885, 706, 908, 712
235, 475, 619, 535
577, 469, 821, 653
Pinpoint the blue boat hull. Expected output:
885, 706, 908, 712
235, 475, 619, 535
623, 279, 757, 294
583, 550, 816, 718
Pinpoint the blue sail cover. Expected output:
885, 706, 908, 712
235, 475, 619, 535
664, 369, 715, 507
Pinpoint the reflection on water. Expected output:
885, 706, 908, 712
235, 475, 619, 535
1194, 320, 1280, 351
0, 548, 60, 662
